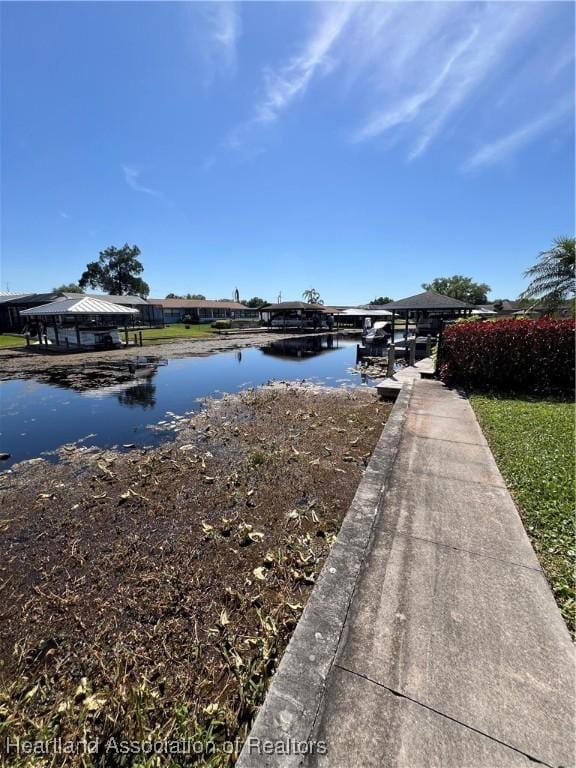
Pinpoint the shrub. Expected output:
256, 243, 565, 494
439, 318, 575, 393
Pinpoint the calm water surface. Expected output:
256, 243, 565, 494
0, 335, 376, 467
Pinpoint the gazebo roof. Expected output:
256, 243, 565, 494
20, 297, 140, 316
261, 301, 330, 312
382, 291, 474, 311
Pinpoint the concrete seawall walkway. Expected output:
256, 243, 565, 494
238, 380, 575, 768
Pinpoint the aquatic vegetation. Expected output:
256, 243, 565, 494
0, 384, 389, 766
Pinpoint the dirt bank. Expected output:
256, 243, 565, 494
0, 383, 389, 766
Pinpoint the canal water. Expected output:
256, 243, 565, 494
0, 335, 378, 467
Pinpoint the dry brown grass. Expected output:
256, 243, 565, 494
0, 384, 389, 766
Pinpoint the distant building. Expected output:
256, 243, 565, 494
147, 298, 259, 324
476, 299, 524, 316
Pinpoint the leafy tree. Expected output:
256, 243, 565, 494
371, 296, 394, 305
165, 293, 180, 299
53, 283, 84, 294
79, 244, 149, 297
245, 296, 267, 308
302, 288, 323, 304
521, 236, 576, 309
422, 275, 490, 305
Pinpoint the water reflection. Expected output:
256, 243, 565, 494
0, 338, 369, 467
262, 334, 339, 359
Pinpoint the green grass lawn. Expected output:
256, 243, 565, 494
139, 323, 216, 346
470, 395, 575, 635
0, 333, 27, 348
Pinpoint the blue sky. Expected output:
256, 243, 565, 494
1, 1, 574, 304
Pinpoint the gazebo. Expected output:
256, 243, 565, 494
382, 291, 474, 338
20, 296, 140, 350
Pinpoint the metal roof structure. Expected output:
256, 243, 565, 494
261, 301, 330, 312
0, 291, 148, 306
382, 291, 474, 311
0, 292, 33, 303
20, 297, 140, 316
335, 308, 392, 317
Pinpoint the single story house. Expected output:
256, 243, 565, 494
476, 299, 524, 316
147, 298, 260, 324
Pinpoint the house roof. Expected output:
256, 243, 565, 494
148, 298, 251, 310
382, 291, 474, 311
20, 297, 140, 316
479, 300, 522, 312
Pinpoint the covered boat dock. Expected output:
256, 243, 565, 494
382, 290, 475, 339
20, 296, 141, 351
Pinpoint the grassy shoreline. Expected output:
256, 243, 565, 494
470, 394, 575, 635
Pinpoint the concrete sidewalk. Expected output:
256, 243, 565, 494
311, 380, 574, 768
238, 380, 574, 768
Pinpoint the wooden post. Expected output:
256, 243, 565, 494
404, 312, 409, 347
386, 343, 395, 378
139, 330, 143, 347
426, 334, 432, 357
75, 324, 81, 347
124, 326, 129, 346
53, 323, 60, 347
409, 336, 416, 366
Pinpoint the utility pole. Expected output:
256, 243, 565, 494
277, 291, 282, 304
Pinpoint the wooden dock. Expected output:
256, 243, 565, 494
375, 356, 435, 399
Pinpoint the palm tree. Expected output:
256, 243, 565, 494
521, 237, 575, 309
302, 288, 323, 304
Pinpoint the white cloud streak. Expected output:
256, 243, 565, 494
254, 4, 356, 125
226, 4, 357, 148
224, 1, 571, 169
122, 165, 161, 197
208, 2, 240, 75
461, 102, 573, 172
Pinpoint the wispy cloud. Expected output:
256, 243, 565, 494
255, 4, 356, 126
227, 4, 357, 148
208, 2, 240, 75
122, 165, 161, 197
347, 3, 544, 160
461, 101, 573, 172
59, 211, 71, 220
184, 2, 241, 83
352, 26, 479, 143
222, 2, 572, 169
